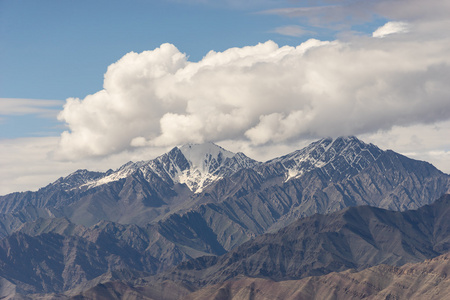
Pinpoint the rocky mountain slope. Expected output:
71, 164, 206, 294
0, 142, 259, 235
160, 194, 450, 286
183, 251, 450, 300
8, 195, 449, 299
1, 136, 450, 298
71, 252, 450, 300
1, 137, 448, 239
136, 136, 450, 261
0, 229, 158, 295
2, 136, 448, 278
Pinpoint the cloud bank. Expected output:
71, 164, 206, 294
57, 21, 450, 160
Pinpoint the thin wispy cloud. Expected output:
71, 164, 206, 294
0, 98, 64, 118
272, 25, 312, 37
372, 21, 410, 38
261, 5, 341, 16
167, 0, 284, 10
259, 0, 450, 30
259, 4, 372, 28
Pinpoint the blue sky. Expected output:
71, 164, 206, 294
0, 1, 387, 100
1, 0, 450, 194
0, 0, 388, 139
2, 1, 317, 99
0, 0, 342, 138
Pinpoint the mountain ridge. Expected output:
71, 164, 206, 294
158, 194, 450, 286
0, 137, 448, 244
67, 251, 450, 300
5, 194, 448, 298
182, 251, 450, 300
267, 136, 384, 182
1, 136, 449, 298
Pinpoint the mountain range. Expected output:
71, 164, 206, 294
183, 251, 450, 300
67, 196, 450, 300
65, 251, 450, 300
3, 194, 449, 299
162, 194, 450, 286
0, 136, 449, 298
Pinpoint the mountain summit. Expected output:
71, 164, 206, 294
173, 142, 259, 192
269, 136, 383, 182
78, 142, 258, 193
179, 142, 235, 172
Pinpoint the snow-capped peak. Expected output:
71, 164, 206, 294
76, 142, 256, 194
179, 142, 235, 174
51, 137, 380, 194
52, 169, 106, 190
269, 136, 383, 181
173, 142, 237, 193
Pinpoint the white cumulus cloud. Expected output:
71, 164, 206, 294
56, 27, 450, 160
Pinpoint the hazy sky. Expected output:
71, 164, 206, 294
1, 0, 450, 195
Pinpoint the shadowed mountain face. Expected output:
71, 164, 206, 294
71, 251, 450, 300
182, 251, 450, 300
15, 195, 449, 299
1, 194, 449, 297
0, 229, 159, 295
0, 137, 449, 297
161, 194, 450, 286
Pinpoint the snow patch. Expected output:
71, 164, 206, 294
80, 165, 136, 189
179, 142, 234, 173
178, 142, 236, 193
